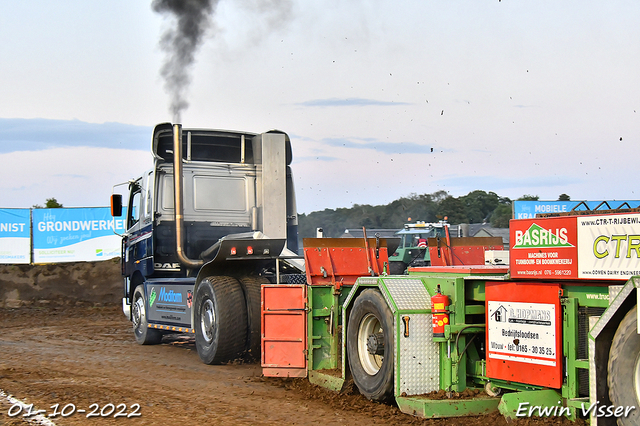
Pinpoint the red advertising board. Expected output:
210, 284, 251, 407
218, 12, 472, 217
486, 281, 562, 388
510, 213, 640, 280
510, 216, 578, 279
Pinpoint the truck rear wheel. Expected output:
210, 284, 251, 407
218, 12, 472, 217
347, 289, 394, 402
238, 276, 269, 361
132, 284, 162, 345
195, 276, 248, 365
608, 305, 640, 425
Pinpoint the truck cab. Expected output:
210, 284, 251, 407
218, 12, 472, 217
112, 123, 301, 363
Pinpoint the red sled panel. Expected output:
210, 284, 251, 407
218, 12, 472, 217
261, 284, 307, 378
427, 237, 503, 267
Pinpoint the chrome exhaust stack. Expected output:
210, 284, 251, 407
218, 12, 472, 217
173, 123, 203, 269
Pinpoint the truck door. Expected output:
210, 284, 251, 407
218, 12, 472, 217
123, 177, 153, 278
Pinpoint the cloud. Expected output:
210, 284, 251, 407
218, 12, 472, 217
297, 98, 411, 107
0, 146, 152, 208
320, 137, 435, 155
0, 118, 151, 153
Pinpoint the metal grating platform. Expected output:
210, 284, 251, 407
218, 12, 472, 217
382, 278, 431, 311
397, 313, 440, 395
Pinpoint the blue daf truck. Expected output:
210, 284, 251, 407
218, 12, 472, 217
111, 123, 303, 364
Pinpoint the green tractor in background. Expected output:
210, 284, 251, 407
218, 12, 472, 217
388, 220, 450, 274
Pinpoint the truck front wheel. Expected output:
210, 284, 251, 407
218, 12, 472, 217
132, 284, 162, 345
347, 289, 394, 402
195, 276, 248, 365
608, 305, 640, 426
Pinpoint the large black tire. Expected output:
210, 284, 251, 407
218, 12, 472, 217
608, 306, 640, 425
347, 289, 394, 402
388, 261, 406, 275
195, 276, 247, 365
131, 284, 162, 345
238, 276, 269, 361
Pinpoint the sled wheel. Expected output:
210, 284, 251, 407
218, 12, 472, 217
347, 289, 394, 401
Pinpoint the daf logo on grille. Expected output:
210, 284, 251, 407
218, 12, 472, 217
155, 263, 181, 270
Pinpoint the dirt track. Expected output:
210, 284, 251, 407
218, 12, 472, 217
0, 303, 587, 426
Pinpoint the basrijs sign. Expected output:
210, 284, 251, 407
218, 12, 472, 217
510, 217, 578, 279
512, 223, 574, 249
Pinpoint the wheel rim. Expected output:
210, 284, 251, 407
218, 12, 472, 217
132, 297, 144, 332
200, 298, 216, 344
358, 312, 384, 375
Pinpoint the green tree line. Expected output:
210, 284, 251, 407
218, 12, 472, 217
297, 191, 565, 238
32, 197, 63, 209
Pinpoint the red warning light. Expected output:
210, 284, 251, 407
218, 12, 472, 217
230, 247, 237, 255
247, 246, 254, 255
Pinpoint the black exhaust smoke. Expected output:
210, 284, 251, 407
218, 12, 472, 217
152, 0, 218, 123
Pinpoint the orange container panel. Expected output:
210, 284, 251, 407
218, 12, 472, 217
264, 312, 305, 341
263, 285, 306, 311
262, 284, 307, 378
263, 339, 306, 368
427, 237, 504, 266
303, 238, 391, 287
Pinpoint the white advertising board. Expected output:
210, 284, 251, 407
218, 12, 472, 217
577, 213, 640, 279
0, 209, 31, 264
487, 300, 557, 367
32, 208, 125, 264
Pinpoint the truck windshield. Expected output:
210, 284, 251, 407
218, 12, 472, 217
399, 227, 447, 248
156, 131, 254, 164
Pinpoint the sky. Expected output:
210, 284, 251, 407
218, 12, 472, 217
0, 0, 638, 214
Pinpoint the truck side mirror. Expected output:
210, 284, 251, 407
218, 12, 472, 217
111, 194, 123, 217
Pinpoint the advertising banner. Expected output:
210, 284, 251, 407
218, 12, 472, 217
486, 281, 562, 388
146, 283, 193, 327
32, 208, 126, 263
0, 208, 31, 264
577, 213, 640, 279
510, 212, 640, 280
510, 216, 578, 279
513, 200, 640, 219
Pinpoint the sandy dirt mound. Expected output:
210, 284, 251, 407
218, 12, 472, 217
0, 259, 122, 308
